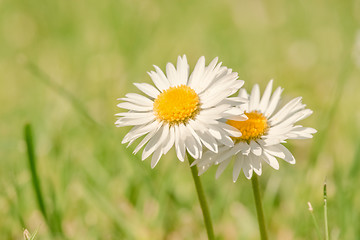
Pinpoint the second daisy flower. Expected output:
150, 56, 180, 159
194, 80, 317, 181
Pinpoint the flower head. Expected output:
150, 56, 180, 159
115, 55, 247, 168
194, 80, 316, 181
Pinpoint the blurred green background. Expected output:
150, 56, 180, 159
1, 0, 360, 239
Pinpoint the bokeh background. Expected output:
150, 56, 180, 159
1, 0, 360, 239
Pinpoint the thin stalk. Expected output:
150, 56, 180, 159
307, 202, 322, 240
251, 174, 268, 240
26, 62, 99, 126
324, 181, 329, 240
187, 154, 215, 240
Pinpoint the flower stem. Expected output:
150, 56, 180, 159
187, 154, 215, 240
324, 180, 329, 240
251, 174, 268, 240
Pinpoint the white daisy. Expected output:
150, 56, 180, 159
115, 55, 247, 168
194, 79, 317, 182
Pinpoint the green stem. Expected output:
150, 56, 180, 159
187, 154, 215, 240
24, 124, 48, 223
307, 202, 322, 240
324, 181, 329, 240
251, 174, 268, 240
24, 124, 64, 237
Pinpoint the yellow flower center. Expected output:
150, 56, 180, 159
153, 85, 200, 124
227, 111, 269, 142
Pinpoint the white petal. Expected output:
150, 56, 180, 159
186, 123, 203, 159
198, 162, 211, 176
222, 107, 247, 119
272, 109, 313, 129
264, 145, 286, 157
264, 87, 283, 118
258, 79, 273, 112
115, 111, 153, 118
287, 126, 317, 139
184, 129, 200, 159
198, 104, 229, 119
249, 84, 260, 111
250, 141, 262, 156
148, 71, 169, 92
134, 83, 160, 98
269, 97, 302, 125
218, 122, 242, 138
249, 154, 262, 175
238, 88, 249, 98
294, 109, 313, 122
117, 102, 153, 112
222, 96, 248, 104
262, 151, 280, 170
196, 57, 220, 93
121, 93, 153, 106
208, 127, 222, 140
216, 158, 231, 179
121, 120, 158, 144
166, 62, 178, 85
238, 89, 249, 110
260, 137, 282, 146
142, 125, 167, 160
226, 114, 248, 121
217, 134, 235, 147
242, 160, 253, 179
201, 90, 234, 109
212, 144, 242, 164
174, 124, 186, 162
265, 144, 295, 164
200, 74, 241, 108
238, 142, 251, 155
162, 126, 175, 154
115, 115, 155, 127
153, 65, 170, 90
133, 124, 161, 154
188, 56, 205, 89
233, 155, 244, 182
189, 120, 218, 153
206, 124, 234, 147
177, 55, 189, 85
151, 148, 163, 168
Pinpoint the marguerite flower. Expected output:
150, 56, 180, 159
115, 55, 247, 168
194, 79, 316, 181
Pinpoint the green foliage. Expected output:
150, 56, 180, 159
1, 0, 359, 239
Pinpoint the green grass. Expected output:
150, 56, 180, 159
1, 0, 360, 239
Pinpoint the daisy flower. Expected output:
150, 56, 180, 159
194, 79, 317, 182
115, 55, 247, 168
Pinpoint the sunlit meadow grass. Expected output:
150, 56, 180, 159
1, 0, 360, 239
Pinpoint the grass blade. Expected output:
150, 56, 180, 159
24, 124, 64, 237
24, 124, 48, 223
307, 202, 322, 240
324, 180, 329, 240
26, 61, 99, 126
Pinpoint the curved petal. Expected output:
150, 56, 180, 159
216, 158, 231, 179
134, 83, 160, 98
249, 84, 260, 111
233, 155, 244, 182
264, 87, 283, 118
259, 79, 273, 112
153, 65, 170, 90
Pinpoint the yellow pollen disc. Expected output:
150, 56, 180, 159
153, 85, 200, 124
227, 111, 269, 142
